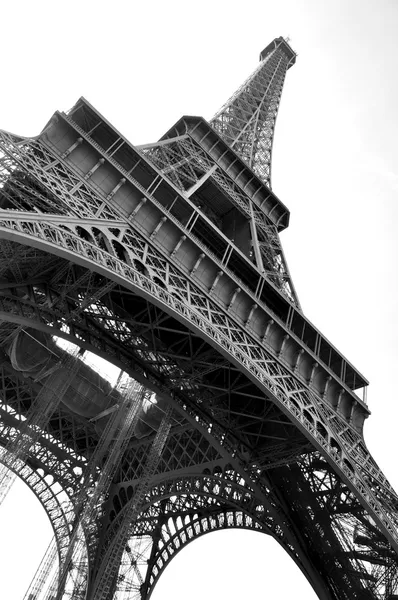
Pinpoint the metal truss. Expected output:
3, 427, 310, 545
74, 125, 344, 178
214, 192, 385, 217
115, 494, 269, 599
0, 38, 397, 600
110, 462, 394, 599
3, 207, 394, 596
51, 378, 148, 599
0, 199, 393, 530
135, 508, 264, 599
0, 347, 81, 505
210, 37, 295, 188
0, 443, 74, 570
299, 454, 398, 597
107, 466, 307, 600
0, 122, 362, 408
139, 133, 299, 306
89, 406, 173, 600
23, 538, 58, 600
0, 207, 394, 596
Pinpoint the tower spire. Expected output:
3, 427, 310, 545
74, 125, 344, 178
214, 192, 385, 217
210, 37, 296, 188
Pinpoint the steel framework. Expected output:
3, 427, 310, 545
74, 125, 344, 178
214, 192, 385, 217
0, 36, 397, 599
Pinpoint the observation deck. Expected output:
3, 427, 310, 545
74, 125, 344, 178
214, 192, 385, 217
159, 115, 291, 231
39, 98, 370, 428
260, 36, 296, 66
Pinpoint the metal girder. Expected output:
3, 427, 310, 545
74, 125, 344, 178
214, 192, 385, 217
0, 233, 394, 596
0, 439, 76, 569
210, 37, 293, 189
140, 129, 300, 306
0, 124, 368, 400
0, 215, 392, 535
0, 37, 397, 600
104, 468, 319, 599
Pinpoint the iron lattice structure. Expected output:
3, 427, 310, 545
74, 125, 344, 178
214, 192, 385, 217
0, 36, 397, 599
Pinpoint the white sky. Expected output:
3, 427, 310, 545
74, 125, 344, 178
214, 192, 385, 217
1, 0, 398, 598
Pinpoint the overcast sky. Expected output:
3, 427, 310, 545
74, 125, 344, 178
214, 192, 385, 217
0, 1, 398, 598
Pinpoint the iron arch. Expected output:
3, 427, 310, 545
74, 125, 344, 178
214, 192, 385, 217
0, 447, 74, 570
0, 218, 395, 568
0, 224, 394, 598
99, 471, 326, 600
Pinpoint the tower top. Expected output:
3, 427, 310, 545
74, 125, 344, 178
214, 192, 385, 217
210, 36, 297, 188
259, 36, 296, 67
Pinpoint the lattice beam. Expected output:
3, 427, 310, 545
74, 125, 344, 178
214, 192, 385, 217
0, 38, 396, 600
210, 37, 295, 188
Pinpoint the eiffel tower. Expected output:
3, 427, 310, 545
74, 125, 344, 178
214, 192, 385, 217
0, 36, 397, 600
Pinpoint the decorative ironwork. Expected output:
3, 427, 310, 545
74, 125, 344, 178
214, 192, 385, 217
211, 37, 296, 189
0, 37, 396, 600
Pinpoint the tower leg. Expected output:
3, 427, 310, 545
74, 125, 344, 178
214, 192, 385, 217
23, 537, 58, 600
87, 406, 173, 600
0, 345, 81, 506
55, 377, 148, 599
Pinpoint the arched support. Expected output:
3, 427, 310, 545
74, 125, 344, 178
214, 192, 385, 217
142, 509, 266, 599
0, 447, 74, 571
100, 470, 325, 600
0, 221, 394, 570
0, 126, 396, 598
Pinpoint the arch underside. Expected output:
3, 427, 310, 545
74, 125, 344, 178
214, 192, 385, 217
117, 487, 271, 599
109, 464, 398, 600
0, 356, 90, 572
0, 443, 75, 570
0, 235, 395, 600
